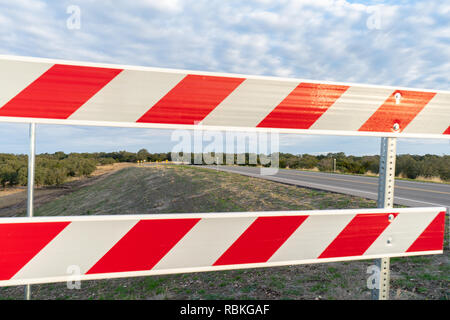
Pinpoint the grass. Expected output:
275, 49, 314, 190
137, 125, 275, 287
26, 165, 383, 217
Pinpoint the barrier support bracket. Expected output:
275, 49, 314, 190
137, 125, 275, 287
372, 136, 396, 300
25, 122, 36, 300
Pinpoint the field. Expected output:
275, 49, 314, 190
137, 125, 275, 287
0, 165, 448, 300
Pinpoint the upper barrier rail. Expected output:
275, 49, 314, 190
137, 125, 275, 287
0, 55, 449, 139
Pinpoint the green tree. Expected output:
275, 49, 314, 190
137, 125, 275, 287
137, 148, 151, 161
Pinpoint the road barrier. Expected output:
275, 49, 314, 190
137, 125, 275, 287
0, 55, 449, 139
0, 55, 448, 300
0, 208, 445, 287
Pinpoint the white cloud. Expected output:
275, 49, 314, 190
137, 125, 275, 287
0, 0, 448, 155
0, 0, 447, 89
136, 0, 183, 13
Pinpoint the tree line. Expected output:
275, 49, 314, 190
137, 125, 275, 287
1, 150, 448, 188
188, 152, 449, 181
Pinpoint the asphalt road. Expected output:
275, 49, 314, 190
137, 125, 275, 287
204, 165, 450, 209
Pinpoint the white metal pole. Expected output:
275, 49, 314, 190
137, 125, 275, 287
372, 137, 396, 300
25, 123, 36, 300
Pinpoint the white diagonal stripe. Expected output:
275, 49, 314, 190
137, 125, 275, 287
200, 79, 299, 127
310, 86, 393, 131
153, 217, 256, 270
69, 70, 186, 122
363, 211, 438, 256
269, 214, 355, 262
403, 93, 450, 134
0, 60, 52, 108
12, 220, 138, 280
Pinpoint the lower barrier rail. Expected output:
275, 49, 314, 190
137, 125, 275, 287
0, 207, 445, 287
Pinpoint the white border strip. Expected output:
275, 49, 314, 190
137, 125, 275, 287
0, 116, 448, 140
0, 207, 444, 224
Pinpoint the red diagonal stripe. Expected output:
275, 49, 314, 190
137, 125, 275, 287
407, 211, 446, 252
0, 64, 122, 119
359, 90, 436, 132
137, 74, 245, 125
318, 213, 397, 259
213, 216, 308, 266
86, 219, 200, 274
256, 83, 349, 129
0, 222, 70, 280
444, 126, 450, 135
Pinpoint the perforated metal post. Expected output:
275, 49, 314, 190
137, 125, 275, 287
372, 137, 396, 300
25, 123, 36, 300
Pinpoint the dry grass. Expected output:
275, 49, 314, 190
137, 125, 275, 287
0, 187, 25, 197
408, 175, 445, 184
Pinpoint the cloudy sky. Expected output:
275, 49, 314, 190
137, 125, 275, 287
0, 0, 449, 156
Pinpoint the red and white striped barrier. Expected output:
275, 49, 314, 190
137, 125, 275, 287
0, 207, 445, 286
0, 55, 449, 139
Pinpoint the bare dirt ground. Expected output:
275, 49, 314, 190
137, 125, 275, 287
0, 165, 448, 300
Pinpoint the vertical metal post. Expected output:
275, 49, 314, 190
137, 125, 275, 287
372, 137, 396, 300
333, 158, 336, 172
25, 123, 36, 300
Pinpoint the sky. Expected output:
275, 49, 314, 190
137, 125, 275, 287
0, 0, 449, 156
